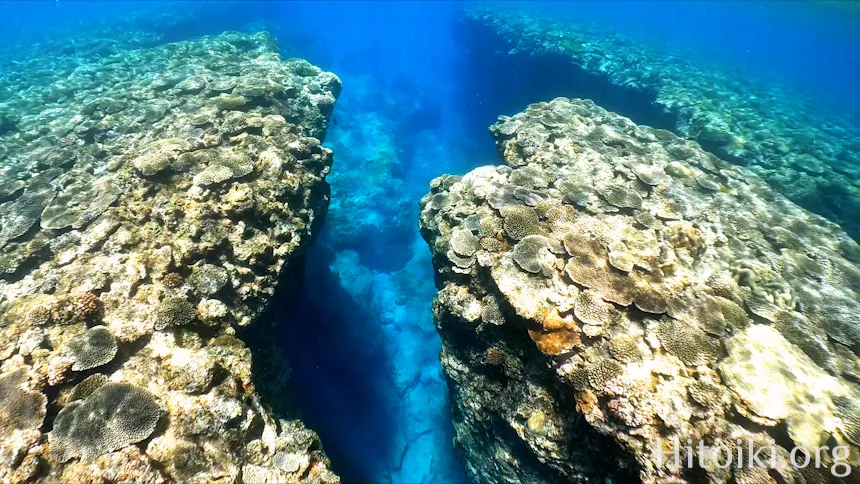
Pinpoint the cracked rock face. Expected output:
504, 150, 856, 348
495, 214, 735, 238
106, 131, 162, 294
0, 31, 340, 483
420, 98, 860, 483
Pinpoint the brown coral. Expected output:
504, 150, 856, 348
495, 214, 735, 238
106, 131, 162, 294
74, 292, 103, 323
501, 205, 543, 240
154, 297, 197, 330
586, 359, 623, 390
162, 273, 184, 289
485, 347, 505, 366
656, 318, 720, 366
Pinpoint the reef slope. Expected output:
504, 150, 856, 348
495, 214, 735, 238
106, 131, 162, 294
420, 98, 860, 483
0, 32, 340, 482
463, 5, 860, 241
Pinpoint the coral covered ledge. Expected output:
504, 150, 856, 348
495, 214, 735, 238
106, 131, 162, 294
420, 98, 860, 483
0, 32, 341, 482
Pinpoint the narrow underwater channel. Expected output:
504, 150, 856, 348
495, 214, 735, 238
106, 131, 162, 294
268, 3, 478, 482
264, 3, 720, 482
3, 1, 860, 483
245, 3, 860, 483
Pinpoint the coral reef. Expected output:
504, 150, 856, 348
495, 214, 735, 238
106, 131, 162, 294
420, 98, 860, 483
463, 5, 860, 241
0, 31, 340, 482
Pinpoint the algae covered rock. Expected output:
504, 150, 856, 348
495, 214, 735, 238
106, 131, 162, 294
187, 263, 230, 296
420, 98, 860, 484
0, 31, 340, 482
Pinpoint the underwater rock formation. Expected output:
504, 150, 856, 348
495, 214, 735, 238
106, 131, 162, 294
0, 31, 340, 482
420, 98, 860, 483
463, 5, 860, 242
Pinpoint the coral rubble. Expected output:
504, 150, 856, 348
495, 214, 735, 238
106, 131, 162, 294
464, 5, 860, 241
420, 98, 860, 483
0, 31, 340, 482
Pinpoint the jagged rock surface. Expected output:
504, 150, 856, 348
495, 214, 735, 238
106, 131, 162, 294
0, 31, 340, 483
464, 5, 860, 241
420, 98, 860, 483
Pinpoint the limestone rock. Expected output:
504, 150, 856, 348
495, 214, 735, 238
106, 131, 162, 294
420, 98, 860, 483
0, 31, 340, 482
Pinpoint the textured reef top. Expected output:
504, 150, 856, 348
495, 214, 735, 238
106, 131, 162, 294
0, 31, 340, 482
0, 2, 257, 107
421, 98, 860, 483
466, 4, 860, 241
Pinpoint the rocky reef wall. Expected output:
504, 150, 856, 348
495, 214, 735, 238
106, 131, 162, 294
0, 30, 341, 482
420, 97, 860, 483
460, 5, 860, 242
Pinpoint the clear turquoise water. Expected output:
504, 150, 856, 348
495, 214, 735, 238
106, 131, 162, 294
2, 1, 859, 482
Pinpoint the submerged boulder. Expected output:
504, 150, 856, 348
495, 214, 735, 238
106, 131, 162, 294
0, 31, 340, 483
420, 98, 860, 483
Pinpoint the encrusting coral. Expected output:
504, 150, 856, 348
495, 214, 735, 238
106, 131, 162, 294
0, 30, 341, 483
420, 98, 860, 484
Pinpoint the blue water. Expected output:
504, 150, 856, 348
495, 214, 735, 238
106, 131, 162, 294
2, 1, 859, 482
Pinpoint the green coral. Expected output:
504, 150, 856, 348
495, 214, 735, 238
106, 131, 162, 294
656, 318, 720, 366
0, 190, 53, 248
67, 374, 109, 402
450, 228, 479, 258
512, 235, 553, 274
834, 394, 860, 446
608, 335, 640, 363
631, 164, 669, 186
192, 149, 254, 186
695, 174, 721, 191
600, 184, 642, 209
132, 138, 191, 176
574, 290, 612, 327
687, 380, 724, 408
40, 176, 121, 230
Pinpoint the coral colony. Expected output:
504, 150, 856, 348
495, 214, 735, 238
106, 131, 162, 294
420, 98, 860, 483
0, 31, 340, 482
1, 2, 860, 483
